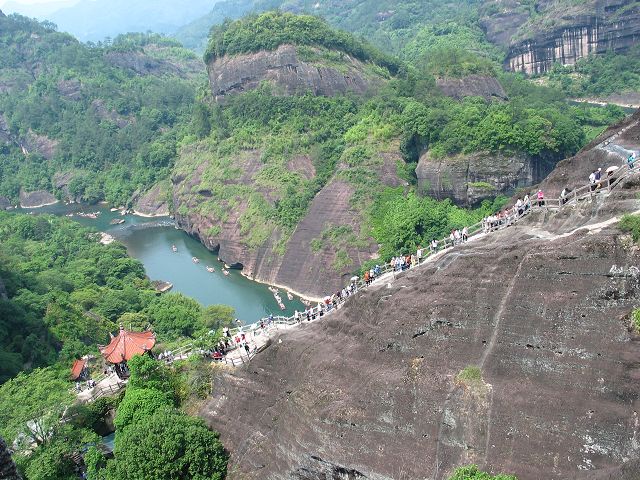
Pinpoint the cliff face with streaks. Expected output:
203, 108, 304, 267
172, 146, 404, 298
206, 44, 381, 101
416, 150, 554, 206
481, 0, 640, 74
199, 110, 640, 479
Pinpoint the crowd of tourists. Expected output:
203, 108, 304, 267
211, 150, 640, 366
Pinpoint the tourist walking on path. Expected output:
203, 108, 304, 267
536, 189, 544, 207
628, 152, 636, 169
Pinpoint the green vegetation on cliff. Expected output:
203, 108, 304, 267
0, 14, 204, 206
547, 46, 640, 97
204, 11, 400, 73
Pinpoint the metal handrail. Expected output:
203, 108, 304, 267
220, 156, 639, 365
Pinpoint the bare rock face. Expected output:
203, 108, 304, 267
22, 131, 58, 160
57, 79, 82, 100
173, 146, 403, 298
133, 182, 170, 217
497, 0, 640, 74
19, 189, 57, 208
207, 44, 375, 101
436, 75, 508, 102
201, 205, 640, 479
416, 150, 554, 206
105, 51, 183, 77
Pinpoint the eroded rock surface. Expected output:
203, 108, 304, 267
18, 189, 57, 208
436, 75, 507, 102
486, 0, 640, 74
201, 206, 640, 479
206, 44, 377, 101
416, 150, 553, 206
134, 182, 170, 217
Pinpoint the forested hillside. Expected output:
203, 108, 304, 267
176, 0, 640, 101
0, 13, 205, 207
165, 11, 626, 297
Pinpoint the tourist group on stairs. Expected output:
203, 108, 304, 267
196, 148, 640, 368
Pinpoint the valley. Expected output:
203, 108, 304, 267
1, 1, 640, 479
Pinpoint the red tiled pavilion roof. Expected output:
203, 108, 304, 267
99, 328, 156, 364
70, 358, 87, 380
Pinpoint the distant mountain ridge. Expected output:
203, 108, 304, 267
19, 0, 220, 42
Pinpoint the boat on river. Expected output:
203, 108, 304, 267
110, 218, 125, 225
206, 266, 215, 273
287, 291, 293, 301
223, 269, 230, 276
172, 245, 177, 252
192, 257, 199, 263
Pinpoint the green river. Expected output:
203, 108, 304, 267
17, 203, 305, 323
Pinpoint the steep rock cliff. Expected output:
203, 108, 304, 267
485, 0, 640, 74
200, 109, 640, 479
201, 199, 640, 480
18, 189, 57, 208
206, 44, 379, 101
173, 145, 404, 298
415, 150, 554, 206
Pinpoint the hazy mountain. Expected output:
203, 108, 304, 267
44, 0, 219, 42
1, 0, 79, 19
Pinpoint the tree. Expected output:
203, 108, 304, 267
448, 465, 517, 480
126, 354, 176, 396
105, 408, 227, 480
202, 305, 235, 331
0, 368, 73, 449
113, 388, 172, 430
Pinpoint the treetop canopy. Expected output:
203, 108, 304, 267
204, 11, 401, 74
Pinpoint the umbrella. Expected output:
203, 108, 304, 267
350, 276, 359, 282
606, 165, 619, 173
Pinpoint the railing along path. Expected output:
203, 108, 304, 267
159, 124, 640, 369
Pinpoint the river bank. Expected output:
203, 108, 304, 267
13, 203, 307, 322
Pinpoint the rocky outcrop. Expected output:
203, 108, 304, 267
206, 44, 377, 101
0, 435, 21, 480
496, 0, 640, 74
57, 79, 82, 100
19, 189, 57, 208
91, 99, 131, 128
173, 146, 403, 298
105, 51, 183, 77
133, 182, 170, 217
22, 131, 58, 160
0, 197, 11, 210
436, 75, 508, 101
416, 150, 554, 206
202, 204, 640, 479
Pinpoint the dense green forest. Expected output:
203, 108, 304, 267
0, 211, 235, 478
0, 13, 204, 206
546, 46, 640, 98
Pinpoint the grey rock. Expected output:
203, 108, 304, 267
416, 150, 554, 206
207, 44, 376, 101
503, 0, 640, 74
436, 75, 508, 101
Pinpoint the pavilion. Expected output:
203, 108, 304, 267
70, 358, 88, 381
99, 327, 156, 379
